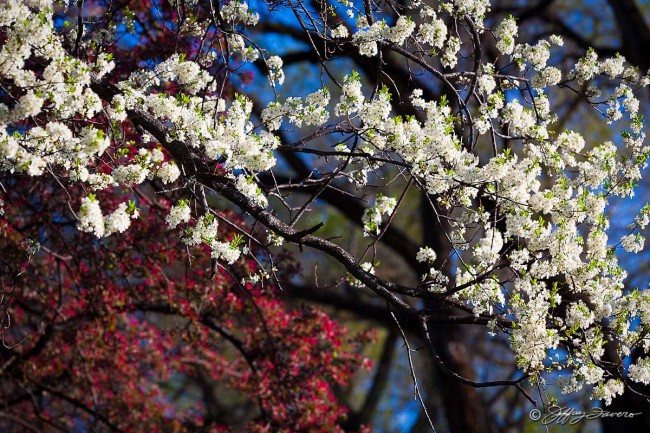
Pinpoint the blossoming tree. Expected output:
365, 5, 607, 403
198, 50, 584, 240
3, 0, 650, 431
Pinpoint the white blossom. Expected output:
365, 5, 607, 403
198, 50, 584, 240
183, 214, 219, 246
495, 16, 517, 55
441, 36, 461, 68
629, 358, 650, 385
621, 233, 645, 253
166, 201, 192, 228
104, 203, 136, 236
331, 25, 349, 39
266, 55, 284, 85
362, 195, 397, 236
77, 196, 105, 238
416, 247, 437, 263
157, 162, 180, 184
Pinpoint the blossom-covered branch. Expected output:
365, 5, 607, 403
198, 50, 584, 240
4, 1, 650, 430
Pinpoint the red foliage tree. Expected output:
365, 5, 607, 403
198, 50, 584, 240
0, 179, 372, 432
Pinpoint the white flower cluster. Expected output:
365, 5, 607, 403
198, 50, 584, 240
513, 40, 551, 70
183, 214, 219, 246
475, 91, 504, 134
478, 64, 497, 94
221, 1, 260, 25
332, 80, 475, 203
71, 168, 116, 191
416, 247, 449, 292
117, 65, 279, 175
203, 95, 278, 173
633, 204, 650, 229
77, 196, 138, 238
604, 83, 640, 124
104, 203, 137, 235
95, 52, 116, 78
441, 36, 461, 69
311, 36, 650, 390
1, 123, 109, 177
266, 55, 285, 86
495, 15, 517, 55
565, 302, 595, 331
157, 162, 181, 184
77, 196, 105, 238
335, 72, 365, 116
331, 25, 349, 39
629, 357, 650, 385
362, 195, 397, 236
567, 50, 648, 87
166, 200, 192, 229
182, 214, 241, 264
344, 1, 489, 62
235, 175, 267, 208
352, 16, 416, 57
112, 164, 149, 185
442, 0, 491, 27
226, 34, 260, 62
267, 230, 284, 247
455, 270, 504, 315
531, 66, 562, 89
591, 379, 625, 406
416, 247, 437, 263
571, 48, 600, 84
508, 277, 560, 371
112, 148, 179, 186
474, 226, 503, 266
501, 99, 548, 139
0, 2, 113, 177
417, 15, 448, 50
261, 89, 330, 131
126, 53, 211, 93
211, 241, 242, 264
621, 233, 644, 253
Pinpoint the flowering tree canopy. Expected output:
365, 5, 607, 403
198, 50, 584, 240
3, 0, 650, 431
